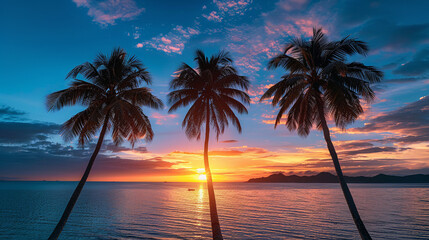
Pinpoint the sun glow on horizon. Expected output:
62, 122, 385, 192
197, 168, 207, 181
198, 174, 207, 181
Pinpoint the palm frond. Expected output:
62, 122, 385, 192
47, 47, 161, 146
263, 28, 383, 133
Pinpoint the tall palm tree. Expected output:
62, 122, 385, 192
46, 48, 163, 240
260, 28, 382, 240
168, 50, 250, 240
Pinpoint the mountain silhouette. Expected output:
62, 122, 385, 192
247, 172, 429, 183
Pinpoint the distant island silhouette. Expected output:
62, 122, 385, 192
248, 172, 429, 183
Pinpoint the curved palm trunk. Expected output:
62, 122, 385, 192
317, 104, 372, 240
48, 115, 110, 240
204, 103, 223, 240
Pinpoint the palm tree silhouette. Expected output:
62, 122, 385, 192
260, 28, 382, 240
46, 48, 163, 240
168, 50, 250, 240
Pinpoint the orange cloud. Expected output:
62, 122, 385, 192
151, 112, 178, 125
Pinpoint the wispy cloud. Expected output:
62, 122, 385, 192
73, 0, 144, 26
349, 96, 429, 145
393, 48, 429, 76
222, 1, 333, 74
213, 0, 252, 16
137, 25, 200, 54
151, 112, 178, 125
0, 106, 25, 121
202, 0, 252, 23
203, 11, 223, 22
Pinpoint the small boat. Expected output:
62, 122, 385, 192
188, 188, 196, 191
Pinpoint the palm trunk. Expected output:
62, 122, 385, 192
204, 103, 223, 240
317, 103, 372, 240
48, 115, 110, 240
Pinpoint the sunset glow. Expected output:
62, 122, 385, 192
0, 0, 428, 183
2, 1, 429, 239
198, 174, 207, 181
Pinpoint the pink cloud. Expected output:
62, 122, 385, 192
161, 37, 172, 44
138, 25, 199, 54
246, 84, 275, 105
226, 25, 283, 73
203, 11, 223, 22
264, 18, 323, 38
223, 0, 334, 75
202, 0, 252, 23
277, 0, 308, 11
151, 113, 178, 125
72, 0, 144, 26
213, 0, 252, 15
235, 56, 261, 71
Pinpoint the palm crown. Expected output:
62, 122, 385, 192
168, 50, 250, 139
261, 28, 383, 136
46, 48, 163, 146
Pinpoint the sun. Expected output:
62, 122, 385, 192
196, 168, 207, 181
198, 174, 207, 181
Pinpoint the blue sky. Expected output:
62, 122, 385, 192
0, 0, 428, 181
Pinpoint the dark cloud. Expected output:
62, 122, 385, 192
336, 141, 374, 150
252, 157, 429, 176
0, 108, 187, 180
0, 121, 59, 143
337, 0, 386, 26
383, 76, 426, 83
0, 139, 189, 180
337, 0, 428, 27
393, 48, 429, 76
358, 19, 429, 52
302, 158, 427, 176
220, 140, 238, 143
0, 106, 25, 121
352, 96, 429, 144
340, 146, 407, 156
104, 143, 147, 153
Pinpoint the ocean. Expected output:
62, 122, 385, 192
0, 182, 428, 239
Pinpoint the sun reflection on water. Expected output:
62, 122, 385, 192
196, 183, 205, 226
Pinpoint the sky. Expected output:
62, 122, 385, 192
0, 0, 428, 182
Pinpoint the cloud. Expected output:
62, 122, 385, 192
104, 142, 147, 153
224, 0, 333, 74
393, 48, 429, 76
213, 0, 252, 16
336, 0, 386, 26
220, 140, 238, 143
200, 0, 252, 25
335, 140, 374, 150
383, 77, 426, 83
132, 26, 141, 39
0, 142, 189, 181
300, 157, 428, 176
358, 20, 429, 52
138, 25, 199, 54
340, 146, 407, 156
73, 0, 144, 26
351, 96, 429, 144
0, 125, 189, 181
203, 11, 223, 22
151, 112, 178, 125
0, 121, 59, 144
226, 25, 283, 72
276, 0, 308, 11
0, 106, 25, 121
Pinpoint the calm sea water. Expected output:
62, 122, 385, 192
0, 182, 428, 239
